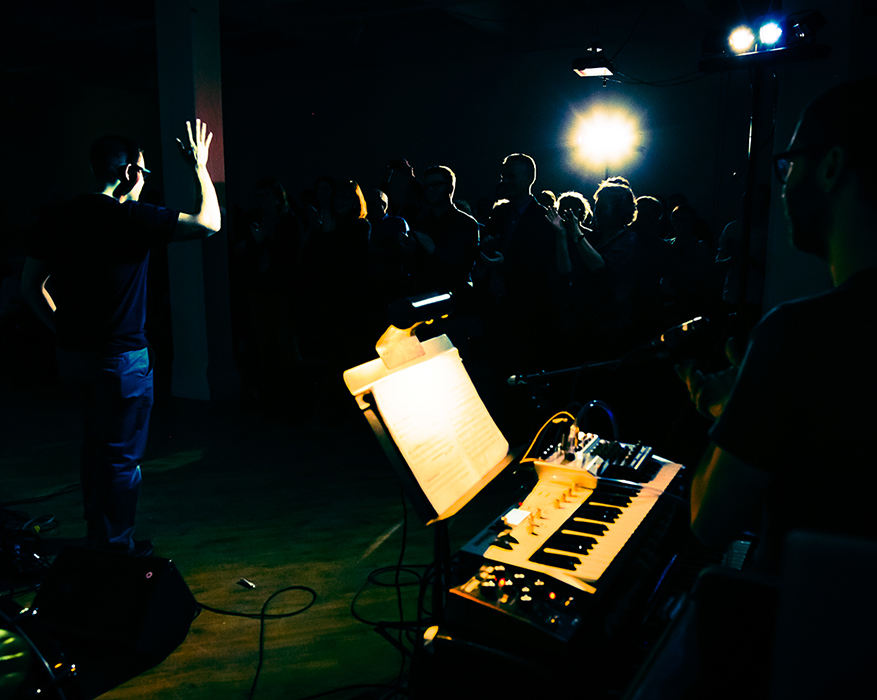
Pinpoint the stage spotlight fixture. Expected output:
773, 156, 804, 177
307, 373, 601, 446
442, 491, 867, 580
572, 43, 614, 77
759, 21, 783, 46
728, 25, 755, 53
572, 107, 639, 172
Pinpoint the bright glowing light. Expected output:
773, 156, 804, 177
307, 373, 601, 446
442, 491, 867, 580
411, 292, 451, 308
759, 21, 783, 45
729, 26, 755, 53
572, 108, 639, 170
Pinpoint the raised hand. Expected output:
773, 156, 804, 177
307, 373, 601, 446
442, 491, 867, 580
546, 207, 565, 234
548, 207, 580, 237
171, 118, 222, 239
176, 118, 213, 168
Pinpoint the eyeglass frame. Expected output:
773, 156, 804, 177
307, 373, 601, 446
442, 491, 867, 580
120, 163, 152, 180
772, 144, 829, 184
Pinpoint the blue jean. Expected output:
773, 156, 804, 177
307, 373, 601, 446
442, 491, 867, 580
57, 346, 154, 553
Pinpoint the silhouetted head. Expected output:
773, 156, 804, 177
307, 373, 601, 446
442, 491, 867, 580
422, 165, 456, 207
635, 196, 663, 232
90, 135, 146, 199
671, 204, 697, 237
499, 153, 536, 200
605, 175, 632, 189
333, 180, 367, 220
314, 176, 336, 210
557, 191, 592, 224
594, 179, 636, 232
364, 188, 389, 220
254, 177, 289, 215
536, 190, 557, 209
781, 76, 877, 258
90, 135, 141, 185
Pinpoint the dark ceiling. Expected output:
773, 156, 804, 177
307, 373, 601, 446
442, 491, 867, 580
1, 0, 750, 103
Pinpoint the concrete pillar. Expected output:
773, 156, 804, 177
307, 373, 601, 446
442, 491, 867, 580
155, 0, 238, 400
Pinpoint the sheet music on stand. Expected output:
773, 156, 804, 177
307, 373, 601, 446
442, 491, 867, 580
344, 334, 512, 525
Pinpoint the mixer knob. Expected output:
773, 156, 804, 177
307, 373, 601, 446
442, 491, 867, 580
480, 579, 499, 600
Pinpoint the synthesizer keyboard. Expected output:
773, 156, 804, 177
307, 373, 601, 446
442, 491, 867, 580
421, 430, 689, 699
459, 456, 682, 594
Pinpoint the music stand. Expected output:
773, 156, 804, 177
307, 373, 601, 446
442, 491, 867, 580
344, 329, 513, 621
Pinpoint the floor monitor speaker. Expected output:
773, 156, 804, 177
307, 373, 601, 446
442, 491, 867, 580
30, 545, 197, 660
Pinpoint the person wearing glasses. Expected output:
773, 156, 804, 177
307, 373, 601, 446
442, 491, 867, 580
20, 120, 221, 557
678, 76, 877, 575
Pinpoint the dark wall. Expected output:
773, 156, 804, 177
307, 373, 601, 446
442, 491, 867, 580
0, 0, 795, 253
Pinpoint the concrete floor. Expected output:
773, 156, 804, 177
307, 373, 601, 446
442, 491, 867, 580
0, 307, 716, 700
2, 376, 528, 700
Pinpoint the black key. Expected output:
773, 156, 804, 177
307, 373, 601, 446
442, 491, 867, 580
529, 550, 581, 571
575, 504, 623, 523
544, 532, 597, 555
565, 519, 609, 536
591, 479, 643, 498
600, 465, 646, 482
588, 492, 632, 508
594, 480, 642, 495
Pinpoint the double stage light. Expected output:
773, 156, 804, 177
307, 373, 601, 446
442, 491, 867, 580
700, 11, 828, 72
723, 11, 825, 56
728, 19, 783, 54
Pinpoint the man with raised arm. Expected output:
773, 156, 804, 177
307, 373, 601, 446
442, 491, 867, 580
20, 119, 221, 556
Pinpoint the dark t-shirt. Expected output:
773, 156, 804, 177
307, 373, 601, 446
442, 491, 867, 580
486, 197, 568, 313
571, 228, 665, 335
29, 194, 178, 353
368, 212, 409, 301
710, 267, 877, 571
482, 197, 569, 369
409, 206, 479, 297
